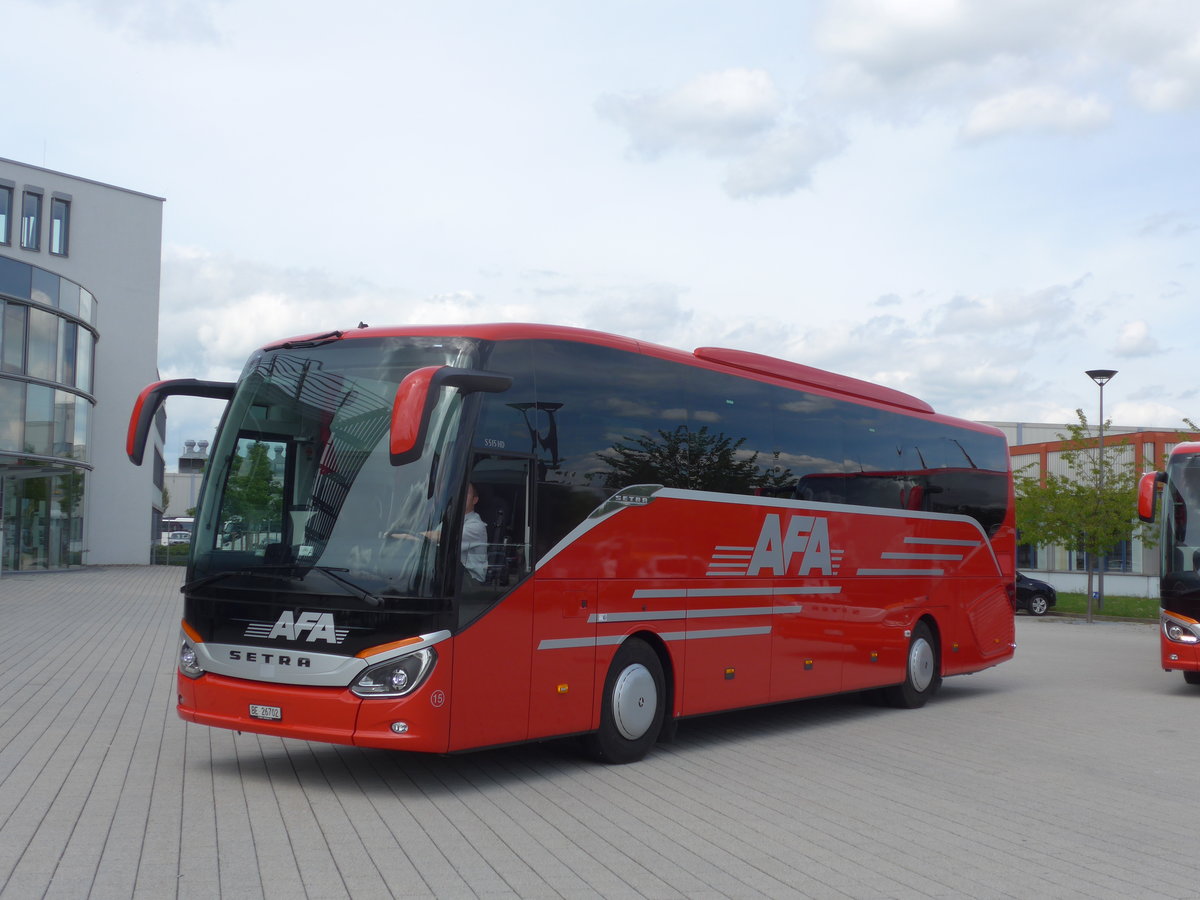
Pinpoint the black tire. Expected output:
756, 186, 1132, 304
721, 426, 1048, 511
1184, 671, 1200, 686
585, 638, 665, 764
883, 621, 942, 709
1028, 593, 1050, 616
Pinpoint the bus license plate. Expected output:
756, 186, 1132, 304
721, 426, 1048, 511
249, 704, 282, 721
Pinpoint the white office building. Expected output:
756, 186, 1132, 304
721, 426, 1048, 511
0, 157, 164, 570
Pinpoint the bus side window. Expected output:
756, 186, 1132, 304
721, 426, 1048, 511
460, 455, 532, 627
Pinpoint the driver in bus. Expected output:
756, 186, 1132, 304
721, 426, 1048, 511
387, 482, 488, 583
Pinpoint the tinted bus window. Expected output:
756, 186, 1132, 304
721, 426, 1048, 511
530, 340, 685, 557
684, 366, 779, 495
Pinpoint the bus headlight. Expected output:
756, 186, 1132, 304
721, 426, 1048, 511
179, 641, 205, 679
351, 647, 437, 698
1162, 614, 1200, 644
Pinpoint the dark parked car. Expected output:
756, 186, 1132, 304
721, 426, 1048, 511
1016, 572, 1057, 616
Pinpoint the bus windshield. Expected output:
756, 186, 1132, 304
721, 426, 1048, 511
191, 335, 478, 600
1163, 453, 1200, 598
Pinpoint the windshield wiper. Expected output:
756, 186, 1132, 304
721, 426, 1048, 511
182, 564, 381, 606
277, 330, 344, 350
311, 566, 382, 607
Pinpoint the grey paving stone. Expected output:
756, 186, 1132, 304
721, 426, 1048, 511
3, 568, 1200, 899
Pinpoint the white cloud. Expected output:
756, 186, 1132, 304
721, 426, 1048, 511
962, 87, 1111, 140
581, 287, 694, 347
1127, 28, 1200, 110
816, 0, 1053, 81
933, 285, 1080, 341
597, 68, 783, 159
1113, 320, 1161, 357
1138, 211, 1199, 238
815, 0, 1200, 131
28, 0, 226, 42
722, 123, 848, 198
597, 68, 846, 199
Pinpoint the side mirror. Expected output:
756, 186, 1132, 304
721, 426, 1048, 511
390, 366, 512, 465
127, 379, 235, 465
1137, 470, 1166, 523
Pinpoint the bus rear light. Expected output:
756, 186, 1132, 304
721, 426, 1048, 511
179, 641, 205, 679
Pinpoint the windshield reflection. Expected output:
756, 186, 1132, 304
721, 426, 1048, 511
191, 336, 476, 600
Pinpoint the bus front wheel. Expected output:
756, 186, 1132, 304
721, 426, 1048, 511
586, 638, 665, 764
1184, 671, 1200, 686
883, 621, 941, 709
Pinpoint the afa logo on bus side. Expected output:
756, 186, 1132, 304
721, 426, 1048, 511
746, 514, 836, 577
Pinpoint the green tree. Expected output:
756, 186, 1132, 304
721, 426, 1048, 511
223, 441, 283, 533
595, 424, 793, 493
1014, 409, 1150, 610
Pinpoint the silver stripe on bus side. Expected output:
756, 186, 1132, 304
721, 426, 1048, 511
537, 626, 773, 651
589, 606, 782, 624
632, 585, 841, 599
881, 552, 963, 561
856, 568, 946, 576
903, 536, 981, 547
538, 634, 629, 651
591, 609, 688, 623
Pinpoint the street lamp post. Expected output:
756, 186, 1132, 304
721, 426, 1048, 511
1085, 369, 1118, 624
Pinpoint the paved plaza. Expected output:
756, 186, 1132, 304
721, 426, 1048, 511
2, 566, 1199, 899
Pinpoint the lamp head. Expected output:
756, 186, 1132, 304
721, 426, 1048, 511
1086, 369, 1118, 386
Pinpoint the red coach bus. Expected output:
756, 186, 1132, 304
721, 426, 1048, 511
129, 324, 1016, 762
1139, 442, 1200, 686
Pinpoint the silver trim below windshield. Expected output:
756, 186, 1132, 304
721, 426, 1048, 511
184, 629, 453, 687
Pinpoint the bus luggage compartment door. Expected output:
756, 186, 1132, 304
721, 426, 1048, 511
528, 580, 597, 740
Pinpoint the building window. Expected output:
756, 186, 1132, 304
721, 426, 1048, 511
1, 301, 26, 374
0, 377, 22, 451
0, 185, 12, 245
25, 383, 54, 455
75, 327, 94, 393
21, 191, 42, 251
27, 306, 57, 381
58, 319, 78, 386
50, 197, 70, 256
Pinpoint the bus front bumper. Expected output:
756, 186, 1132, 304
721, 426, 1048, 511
176, 671, 452, 752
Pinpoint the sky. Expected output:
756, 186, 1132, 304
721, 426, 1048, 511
5, 0, 1200, 466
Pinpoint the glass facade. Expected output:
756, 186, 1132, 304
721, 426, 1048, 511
0, 254, 97, 571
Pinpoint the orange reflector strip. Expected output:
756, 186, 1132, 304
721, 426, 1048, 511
557, 684, 569, 694
181, 619, 203, 643
357, 635, 424, 659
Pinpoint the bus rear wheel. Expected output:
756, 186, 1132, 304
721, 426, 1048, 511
883, 621, 941, 709
585, 638, 665, 764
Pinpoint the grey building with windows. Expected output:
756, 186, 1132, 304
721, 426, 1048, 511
0, 158, 164, 571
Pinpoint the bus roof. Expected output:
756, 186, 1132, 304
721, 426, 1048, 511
260, 321, 980, 427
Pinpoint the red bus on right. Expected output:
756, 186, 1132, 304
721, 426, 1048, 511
1139, 441, 1200, 685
